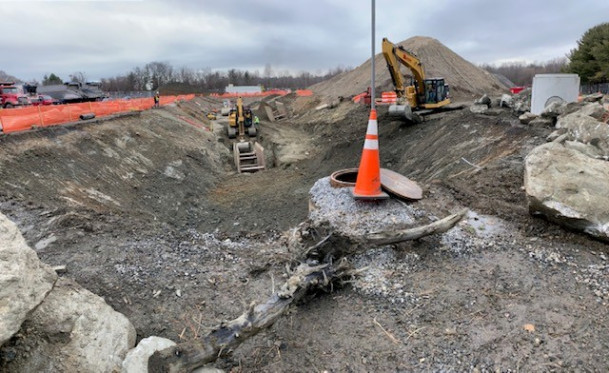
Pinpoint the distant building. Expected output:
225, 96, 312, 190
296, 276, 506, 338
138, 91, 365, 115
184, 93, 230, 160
225, 84, 262, 94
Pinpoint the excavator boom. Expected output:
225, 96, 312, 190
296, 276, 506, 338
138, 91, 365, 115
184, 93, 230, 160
382, 38, 426, 100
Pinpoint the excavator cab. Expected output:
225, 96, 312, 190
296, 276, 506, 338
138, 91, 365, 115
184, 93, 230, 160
420, 78, 450, 109
421, 78, 445, 104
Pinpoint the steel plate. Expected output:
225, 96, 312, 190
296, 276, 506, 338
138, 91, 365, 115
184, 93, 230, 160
380, 168, 423, 200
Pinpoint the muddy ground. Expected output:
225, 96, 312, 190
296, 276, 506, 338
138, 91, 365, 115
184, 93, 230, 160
1, 97, 609, 372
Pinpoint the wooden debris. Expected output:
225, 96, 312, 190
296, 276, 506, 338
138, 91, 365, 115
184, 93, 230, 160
148, 260, 353, 373
148, 209, 467, 372
362, 209, 468, 246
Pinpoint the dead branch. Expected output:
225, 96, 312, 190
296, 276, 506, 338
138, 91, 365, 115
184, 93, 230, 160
306, 209, 468, 259
361, 208, 468, 246
148, 260, 352, 373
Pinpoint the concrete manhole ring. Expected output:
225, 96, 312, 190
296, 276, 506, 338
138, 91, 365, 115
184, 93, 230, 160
329, 168, 358, 188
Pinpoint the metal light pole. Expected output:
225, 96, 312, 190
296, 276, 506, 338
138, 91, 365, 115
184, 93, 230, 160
371, 0, 376, 110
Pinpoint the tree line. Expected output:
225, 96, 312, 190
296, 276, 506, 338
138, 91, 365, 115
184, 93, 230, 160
100, 62, 350, 94
482, 22, 609, 87
29, 63, 350, 94
481, 58, 567, 87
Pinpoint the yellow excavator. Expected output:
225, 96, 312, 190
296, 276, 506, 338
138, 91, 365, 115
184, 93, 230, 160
226, 97, 265, 172
382, 37, 451, 122
227, 97, 257, 139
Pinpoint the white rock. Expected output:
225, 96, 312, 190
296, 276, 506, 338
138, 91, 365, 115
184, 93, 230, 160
12, 278, 136, 373
0, 213, 57, 345
122, 336, 176, 373
469, 104, 489, 114
121, 335, 225, 373
499, 94, 514, 108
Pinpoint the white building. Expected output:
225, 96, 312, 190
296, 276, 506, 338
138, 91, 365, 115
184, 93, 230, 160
225, 84, 263, 94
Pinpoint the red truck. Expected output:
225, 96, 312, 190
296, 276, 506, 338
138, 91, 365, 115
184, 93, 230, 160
0, 82, 31, 108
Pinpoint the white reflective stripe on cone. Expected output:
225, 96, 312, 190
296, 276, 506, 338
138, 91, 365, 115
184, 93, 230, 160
366, 121, 378, 135
364, 139, 379, 150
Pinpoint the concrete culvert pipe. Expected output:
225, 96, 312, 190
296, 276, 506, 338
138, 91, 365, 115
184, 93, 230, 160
79, 113, 95, 120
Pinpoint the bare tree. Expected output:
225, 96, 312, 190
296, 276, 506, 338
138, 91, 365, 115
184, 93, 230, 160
69, 72, 87, 84
145, 61, 173, 90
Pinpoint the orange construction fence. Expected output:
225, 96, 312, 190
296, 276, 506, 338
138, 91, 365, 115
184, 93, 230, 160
0, 95, 195, 134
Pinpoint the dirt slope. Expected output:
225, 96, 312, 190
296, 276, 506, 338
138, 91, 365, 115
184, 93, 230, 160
0, 105, 231, 229
311, 36, 507, 100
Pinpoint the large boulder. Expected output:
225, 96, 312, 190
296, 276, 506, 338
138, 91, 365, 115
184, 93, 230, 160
525, 142, 609, 241
6, 278, 136, 372
541, 101, 567, 118
0, 213, 57, 345
474, 94, 492, 107
579, 102, 607, 120
555, 112, 609, 156
583, 92, 604, 102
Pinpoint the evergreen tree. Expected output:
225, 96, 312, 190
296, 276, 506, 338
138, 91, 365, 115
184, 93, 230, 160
42, 73, 63, 86
567, 23, 609, 83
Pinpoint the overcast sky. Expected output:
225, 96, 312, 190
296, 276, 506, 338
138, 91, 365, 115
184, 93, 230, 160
2, 0, 608, 82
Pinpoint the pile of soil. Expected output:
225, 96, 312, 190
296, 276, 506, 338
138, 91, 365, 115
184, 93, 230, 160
1, 94, 609, 372
311, 36, 507, 100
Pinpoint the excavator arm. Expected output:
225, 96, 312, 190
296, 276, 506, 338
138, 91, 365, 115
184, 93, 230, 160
382, 37, 426, 104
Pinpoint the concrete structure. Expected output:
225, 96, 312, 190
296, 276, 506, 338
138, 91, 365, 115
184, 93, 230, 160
531, 74, 580, 115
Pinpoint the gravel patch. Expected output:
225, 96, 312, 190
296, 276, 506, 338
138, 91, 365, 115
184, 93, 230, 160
309, 177, 425, 237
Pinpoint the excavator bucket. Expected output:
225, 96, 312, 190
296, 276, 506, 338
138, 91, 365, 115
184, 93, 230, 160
388, 104, 422, 123
233, 141, 265, 173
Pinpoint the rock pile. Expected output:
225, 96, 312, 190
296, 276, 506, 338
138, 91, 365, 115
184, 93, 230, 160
524, 94, 609, 241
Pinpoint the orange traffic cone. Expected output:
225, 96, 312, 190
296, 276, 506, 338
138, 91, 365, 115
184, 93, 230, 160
352, 109, 389, 200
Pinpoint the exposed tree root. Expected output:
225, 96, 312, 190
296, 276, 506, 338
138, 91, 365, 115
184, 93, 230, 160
148, 260, 353, 373
148, 209, 467, 372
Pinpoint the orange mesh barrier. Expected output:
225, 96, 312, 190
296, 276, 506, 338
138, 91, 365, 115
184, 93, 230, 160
352, 92, 367, 103
296, 90, 313, 96
209, 90, 291, 98
0, 95, 193, 134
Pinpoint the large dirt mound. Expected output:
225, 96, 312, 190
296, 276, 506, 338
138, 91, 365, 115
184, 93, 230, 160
311, 36, 507, 100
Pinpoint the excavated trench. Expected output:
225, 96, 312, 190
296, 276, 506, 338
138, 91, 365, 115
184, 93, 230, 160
4, 99, 609, 372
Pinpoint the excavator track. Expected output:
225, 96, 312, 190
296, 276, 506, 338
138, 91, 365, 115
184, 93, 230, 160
233, 141, 265, 173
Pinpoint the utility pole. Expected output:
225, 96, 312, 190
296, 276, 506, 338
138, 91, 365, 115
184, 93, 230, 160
371, 0, 376, 110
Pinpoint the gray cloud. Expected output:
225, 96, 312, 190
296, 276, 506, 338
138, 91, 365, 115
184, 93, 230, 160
1, 0, 607, 82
